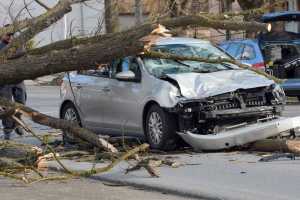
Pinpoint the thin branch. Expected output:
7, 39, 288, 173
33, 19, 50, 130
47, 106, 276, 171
34, 0, 50, 11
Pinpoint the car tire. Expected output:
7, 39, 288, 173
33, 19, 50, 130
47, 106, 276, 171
146, 104, 179, 151
298, 96, 300, 102
61, 102, 82, 144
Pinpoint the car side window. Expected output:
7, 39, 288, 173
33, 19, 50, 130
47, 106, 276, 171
219, 44, 230, 51
227, 43, 241, 58
77, 64, 109, 77
109, 56, 141, 79
241, 44, 256, 60
235, 44, 245, 60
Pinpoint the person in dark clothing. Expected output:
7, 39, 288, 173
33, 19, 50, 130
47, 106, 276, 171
0, 24, 27, 140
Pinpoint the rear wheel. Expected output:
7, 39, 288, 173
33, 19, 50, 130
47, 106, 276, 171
62, 102, 81, 144
146, 104, 179, 151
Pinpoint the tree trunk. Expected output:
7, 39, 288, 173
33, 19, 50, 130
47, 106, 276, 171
237, 0, 266, 38
250, 139, 300, 155
104, 0, 121, 33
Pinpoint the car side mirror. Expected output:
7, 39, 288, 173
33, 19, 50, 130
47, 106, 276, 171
116, 70, 139, 82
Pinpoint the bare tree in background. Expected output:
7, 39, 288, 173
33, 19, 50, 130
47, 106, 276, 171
104, 0, 120, 33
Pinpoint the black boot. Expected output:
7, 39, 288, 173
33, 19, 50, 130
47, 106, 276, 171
4, 130, 12, 140
15, 128, 24, 136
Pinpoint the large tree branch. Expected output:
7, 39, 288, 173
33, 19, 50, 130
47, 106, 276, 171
0, 25, 170, 85
9, 13, 270, 61
0, 5, 72, 62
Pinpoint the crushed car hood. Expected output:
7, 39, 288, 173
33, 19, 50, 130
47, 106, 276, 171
166, 70, 274, 99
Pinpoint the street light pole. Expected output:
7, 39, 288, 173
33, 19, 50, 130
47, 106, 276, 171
135, 0, 142, 25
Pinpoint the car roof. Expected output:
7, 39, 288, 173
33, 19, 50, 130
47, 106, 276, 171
261, 11, 300, 23
156, 37, 210, 45
221, 38, 258, 45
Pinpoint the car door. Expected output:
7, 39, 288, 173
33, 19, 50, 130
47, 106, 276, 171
101, 56, 143, 132
76, 68, 109, 131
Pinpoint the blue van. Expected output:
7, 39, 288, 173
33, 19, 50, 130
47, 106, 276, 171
220, 11, 300, 101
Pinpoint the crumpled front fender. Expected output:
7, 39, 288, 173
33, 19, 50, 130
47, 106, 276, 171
177, 116, 300, 150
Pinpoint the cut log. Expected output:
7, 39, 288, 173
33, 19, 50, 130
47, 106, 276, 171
0, 141, 42, 159
0, 157, 23, 168
250, 139, 300, 155
0, 141, 42, 166
0, 97, 118, 153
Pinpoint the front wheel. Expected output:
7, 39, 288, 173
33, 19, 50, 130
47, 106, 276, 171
146, 104, 179, 151
62, 102, 81, 144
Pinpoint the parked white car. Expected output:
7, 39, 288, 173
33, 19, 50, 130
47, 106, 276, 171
60, 38, 300, 151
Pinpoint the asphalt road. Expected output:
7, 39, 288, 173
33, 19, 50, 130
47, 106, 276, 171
2, 86, 300, 200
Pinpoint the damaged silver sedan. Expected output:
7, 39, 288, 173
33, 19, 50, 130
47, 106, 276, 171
60, 38, 300, 150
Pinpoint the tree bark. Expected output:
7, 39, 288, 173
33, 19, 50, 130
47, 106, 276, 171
104, 0, 121, 33
9, 12, 271, 61
0, 24, 170, 86
0, 106, 18, 120
250, 139, 300, 155
0, 97, 118, 153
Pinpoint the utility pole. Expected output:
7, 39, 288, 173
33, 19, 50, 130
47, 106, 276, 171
135, 0, 142, 25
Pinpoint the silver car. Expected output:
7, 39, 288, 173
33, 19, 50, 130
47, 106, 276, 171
60, 38, 297, 151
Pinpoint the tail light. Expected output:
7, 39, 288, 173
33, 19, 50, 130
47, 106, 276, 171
252, 62, 266, 72
60, 80, 63, 90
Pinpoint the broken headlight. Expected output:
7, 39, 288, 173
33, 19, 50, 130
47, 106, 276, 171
272, 84, 286, 102
170, 86, 181, 99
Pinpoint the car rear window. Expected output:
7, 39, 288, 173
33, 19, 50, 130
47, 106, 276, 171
241, 44, 256, 60
227, 43, 242, 57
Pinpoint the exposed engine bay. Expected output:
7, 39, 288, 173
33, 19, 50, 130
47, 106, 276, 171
166, 84, 285, 135
262, 44, 300, 79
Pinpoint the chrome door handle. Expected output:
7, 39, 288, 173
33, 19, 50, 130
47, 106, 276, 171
102, 87, 110, 91
75, 84, 82, 89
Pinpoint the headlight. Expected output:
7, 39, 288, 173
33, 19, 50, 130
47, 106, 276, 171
272, 84, 286, 102
170, 86, 181, 99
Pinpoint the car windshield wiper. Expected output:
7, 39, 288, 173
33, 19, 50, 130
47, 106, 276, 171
174, 60, 190, 67
220, 62, 237, 70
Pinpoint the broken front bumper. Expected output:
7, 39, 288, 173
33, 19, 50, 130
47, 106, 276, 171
177, 116, 300, 150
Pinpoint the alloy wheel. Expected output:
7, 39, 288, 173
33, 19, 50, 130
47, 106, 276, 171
64, 108, 77, 139
148, 112, 163, 145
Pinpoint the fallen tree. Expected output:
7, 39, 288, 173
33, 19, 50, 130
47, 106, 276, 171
0, 0, 287, 182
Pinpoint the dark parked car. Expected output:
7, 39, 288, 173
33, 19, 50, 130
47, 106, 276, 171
220, 11, 300, 101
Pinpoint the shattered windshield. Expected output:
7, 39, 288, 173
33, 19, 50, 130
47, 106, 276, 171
142, 43, 240, 75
